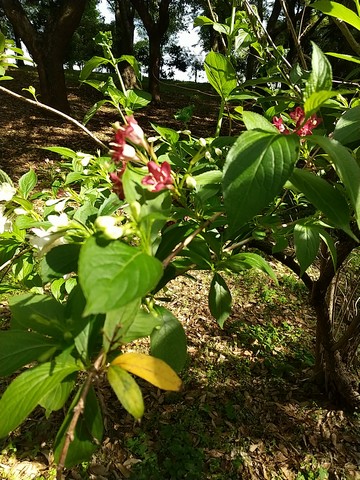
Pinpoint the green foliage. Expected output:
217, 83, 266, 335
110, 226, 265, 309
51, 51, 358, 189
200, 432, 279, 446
0, 7, 360, 474
223, 130, 299, 234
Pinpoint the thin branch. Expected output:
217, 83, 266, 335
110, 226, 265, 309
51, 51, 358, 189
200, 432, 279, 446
206, 0, 227, 52
242, 0, 294, 73
0, 85, 108, 150
56, 353, 105, 480
279, 0, 307, 69
162, 212, 222, 268
333, 18, 360, 57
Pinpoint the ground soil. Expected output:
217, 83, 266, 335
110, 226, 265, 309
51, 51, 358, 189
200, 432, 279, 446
0, 69, 359, 480
0, 68, 221, 181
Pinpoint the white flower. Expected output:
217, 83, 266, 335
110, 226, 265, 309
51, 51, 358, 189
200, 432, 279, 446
185, 176, 197, 190
77, 153, 92, 167
95, 216, 123, 240
199, 138, 207, 147
0, 183, 16, 202
14, 207, 27, 215
29, 228, 66, 255
0, 205, 12, 233
45, 198, 68, 212
48, 213, 69, 230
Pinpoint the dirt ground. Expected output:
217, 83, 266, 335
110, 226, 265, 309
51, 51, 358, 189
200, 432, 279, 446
0, 67, 220, 180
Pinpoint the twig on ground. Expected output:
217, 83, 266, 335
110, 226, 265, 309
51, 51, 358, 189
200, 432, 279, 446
0, 85, 108, 151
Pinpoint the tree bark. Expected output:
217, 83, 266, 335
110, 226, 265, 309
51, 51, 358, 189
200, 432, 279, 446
113, 0, 137, 89
251, 236, 360, 409
0, 0, 87, 113
129, 0, 171, 102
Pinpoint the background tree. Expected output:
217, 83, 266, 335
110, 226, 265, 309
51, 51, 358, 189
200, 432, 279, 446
107, 0, 138, 88
65, 0, 105, 70
0, 0, 88, 113
128, 0, 171, 102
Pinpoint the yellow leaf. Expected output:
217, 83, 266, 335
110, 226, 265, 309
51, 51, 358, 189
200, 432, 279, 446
111, 352, 182, 391
107, 364, 144, 420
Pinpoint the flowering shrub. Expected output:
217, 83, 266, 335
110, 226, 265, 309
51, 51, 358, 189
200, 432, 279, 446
0, 8, 360, 477
273, 107, 322, 136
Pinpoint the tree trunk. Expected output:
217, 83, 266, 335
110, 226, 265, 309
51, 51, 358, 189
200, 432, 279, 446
0, 0, 87, 113
129, 0, 170, 102
14, 33, 24, 66
148, 30, 162, 103
113, 0, 137, 89
34, 50, 69, 113
251, 237, 360, 410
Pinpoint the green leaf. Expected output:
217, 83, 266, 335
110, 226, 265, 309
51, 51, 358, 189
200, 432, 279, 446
151, 124, 179, 144
122, 309, 162, 344
39, 374, 76, 417
204, 51, 237, 99
326, 52, 360, 64
0, 359, 79, 438
41, 244, 81, 283
79, 237, 163, 315
0, 330, 59, 376
126, 89, 152, 110
53, 384, 103, 467
209, 273, 232, 328
150, 307, 187, 373
305, 42, 332, 99
311, 0, 360, 30
311, 135, 360, 231
83, 99, 108, 125
103, 299, 141, 352
223, 131, 299, 233
294, 223, 320, 275
107, 364, 144, 420
218, 252, 277, 282
10, 293, 66, 338
0, 32, 5, 53
242, 111, 279, 133
319, 229, 337, 269
18, 169, 37, 199
74, 314, 104, 363
194, 15, 214, 27
304, 90, 339, 117
42, 146, 77, 159
79, 55, 110, 81
333, 106, 360, 145
0, 168, 13, 185
118, 54, 141, 78
98, 193, 123, 216
108, 85, 126, 106
290, 168, 352, 235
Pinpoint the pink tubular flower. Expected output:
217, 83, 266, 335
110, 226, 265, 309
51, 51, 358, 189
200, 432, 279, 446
273, 106, 321, 137
123, 115, 147, 146
272, 116, 290, 134
289, 106, 305, 124
296, 114, 322, 136
142, 161, 173, 192
110, 168, 125, 200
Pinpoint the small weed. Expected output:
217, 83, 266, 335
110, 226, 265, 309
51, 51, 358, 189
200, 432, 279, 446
296, 466, 329, 480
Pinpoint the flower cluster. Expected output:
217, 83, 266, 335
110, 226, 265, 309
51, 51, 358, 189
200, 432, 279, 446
111, 115, 146, 164
109, 116, 174, 198
142, 161, 173, 192
273, 107, 321, 137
